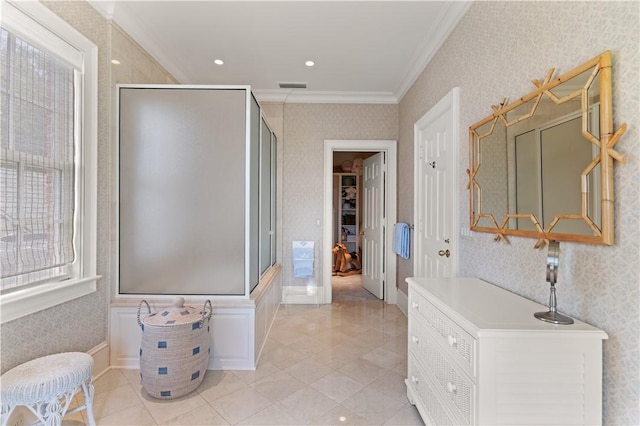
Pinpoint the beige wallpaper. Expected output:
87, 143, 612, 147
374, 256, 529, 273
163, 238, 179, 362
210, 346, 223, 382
281, 103, 398, 290
399, 1, 639, 423
0, 1, 177, 373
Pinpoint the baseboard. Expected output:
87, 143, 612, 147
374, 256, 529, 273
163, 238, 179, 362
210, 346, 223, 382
282, 286, 321, 304
396, 287, 408, 317
88, 341, 109, 379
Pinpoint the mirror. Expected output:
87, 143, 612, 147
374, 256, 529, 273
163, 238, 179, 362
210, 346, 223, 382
468, 51, 626, 247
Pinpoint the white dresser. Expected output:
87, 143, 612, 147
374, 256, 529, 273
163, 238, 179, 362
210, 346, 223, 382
405, 277, 607, 425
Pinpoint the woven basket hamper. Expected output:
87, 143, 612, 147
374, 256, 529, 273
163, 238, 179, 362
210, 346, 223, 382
137, 297, 212, 399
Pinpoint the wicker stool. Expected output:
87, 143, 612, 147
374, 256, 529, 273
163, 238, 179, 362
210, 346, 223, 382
0, 352, 96, 426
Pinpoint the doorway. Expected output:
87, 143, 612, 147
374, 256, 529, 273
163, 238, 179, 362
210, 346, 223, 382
331, 152, 378, 301
323, 140, 397, 305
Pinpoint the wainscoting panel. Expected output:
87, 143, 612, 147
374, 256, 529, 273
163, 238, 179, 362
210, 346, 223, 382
109, 266, 282, 371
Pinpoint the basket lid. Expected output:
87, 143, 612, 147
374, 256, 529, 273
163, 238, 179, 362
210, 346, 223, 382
141, 297, 205, 327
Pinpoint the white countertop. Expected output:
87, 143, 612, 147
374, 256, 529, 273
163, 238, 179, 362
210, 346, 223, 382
406, 276, 607, 338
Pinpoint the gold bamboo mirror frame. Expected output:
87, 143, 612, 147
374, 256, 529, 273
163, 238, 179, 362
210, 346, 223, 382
468, 51, 627, 248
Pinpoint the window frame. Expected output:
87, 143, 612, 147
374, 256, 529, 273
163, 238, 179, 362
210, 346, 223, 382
0, 1, 99, 324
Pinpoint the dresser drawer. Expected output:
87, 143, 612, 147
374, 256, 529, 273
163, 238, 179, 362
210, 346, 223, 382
409, 287, 476, 376
408, 354, 457, 426
409, 320, 475, 425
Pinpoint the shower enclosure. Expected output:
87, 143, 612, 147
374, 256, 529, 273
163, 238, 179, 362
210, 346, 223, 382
111, 85, 280, 370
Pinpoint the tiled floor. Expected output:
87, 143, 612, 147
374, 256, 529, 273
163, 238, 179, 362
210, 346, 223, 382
331, 274, 378, 302
65, 293, 422, 425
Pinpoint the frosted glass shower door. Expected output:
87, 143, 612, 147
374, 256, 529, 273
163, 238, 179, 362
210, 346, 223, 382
119, 87, 247, 295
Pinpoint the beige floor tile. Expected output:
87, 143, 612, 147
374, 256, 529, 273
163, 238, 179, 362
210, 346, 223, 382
309, 405, 371, 425
383, 335, 408, 356
353, 329, 389, 347
260, 338, 283, 355
267, 326, 310, 346
310, 371, 365, 403
311, 346, 359, 370
288, 335, 333, 357
367, 370, 412, 404
297, 315, 344, 334
339, 358, 388, 385
62, 411, 85, 425
139, 389, 208, 424
63, 393, 91, 423
209, 387, 272, 424
251, 370, 307, 403
361, 347, 406, 370
120, 368, 144, 387
92, 369, 131, 394
339, 336, 379, 357
67, 392, 83, 410
161, 404, 229, 425
392, 361, 408, 377
383, 404, 425, 426
312, 328, 353, 347
260, 344, 311, 370
236, 403, 300, 425
198, 371, 251, 403
283, 358, 333, 385
92, 384, 144, 420
232, 362, 280, 385
338, 320, 374, 337
95, 403, 156, 425
273, 315, 309, 330
342, 387, 406, 425
278, 387, 339, 424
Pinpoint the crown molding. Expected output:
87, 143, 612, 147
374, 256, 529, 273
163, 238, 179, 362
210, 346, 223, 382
394, 1, 472, 102
253, 89, 398, 104
86, 0, 115, 19
88, 0, 190, 83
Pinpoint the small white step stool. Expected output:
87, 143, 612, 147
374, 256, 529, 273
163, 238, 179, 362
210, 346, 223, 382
0, 352, 96, 426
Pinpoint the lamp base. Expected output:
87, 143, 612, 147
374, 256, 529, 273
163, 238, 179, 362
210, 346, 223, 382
534, 310, 574, 325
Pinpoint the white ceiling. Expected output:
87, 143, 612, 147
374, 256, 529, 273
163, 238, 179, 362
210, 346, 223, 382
89, 1, 471, 103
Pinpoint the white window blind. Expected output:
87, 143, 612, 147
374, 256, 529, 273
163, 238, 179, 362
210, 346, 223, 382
1, 27, 77, 290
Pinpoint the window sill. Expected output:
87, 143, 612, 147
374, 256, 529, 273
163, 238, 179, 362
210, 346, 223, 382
0, 276, 100, 324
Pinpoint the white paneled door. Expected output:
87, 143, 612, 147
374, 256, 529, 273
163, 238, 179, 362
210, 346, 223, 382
414, 88, 459, 278
362, 152, 385, 299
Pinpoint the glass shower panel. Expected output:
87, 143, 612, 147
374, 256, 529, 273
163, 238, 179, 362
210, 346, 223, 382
259, 118, 272, 277
119, 87, 247, 295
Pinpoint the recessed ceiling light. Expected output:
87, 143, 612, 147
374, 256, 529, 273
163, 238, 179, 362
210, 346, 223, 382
111, 59, 121, 65
305, 60, 315, 67
214, 59, 224, 65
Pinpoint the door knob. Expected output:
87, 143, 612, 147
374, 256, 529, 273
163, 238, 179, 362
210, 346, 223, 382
438, 249, 451, 258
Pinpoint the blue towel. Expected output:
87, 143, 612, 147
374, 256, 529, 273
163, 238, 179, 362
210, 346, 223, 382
394, 223, 411, 259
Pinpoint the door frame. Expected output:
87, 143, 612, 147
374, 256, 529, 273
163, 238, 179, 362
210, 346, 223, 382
323, 139, 397, 304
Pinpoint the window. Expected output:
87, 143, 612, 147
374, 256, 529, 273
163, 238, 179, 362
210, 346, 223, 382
0, 1, 98, 323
